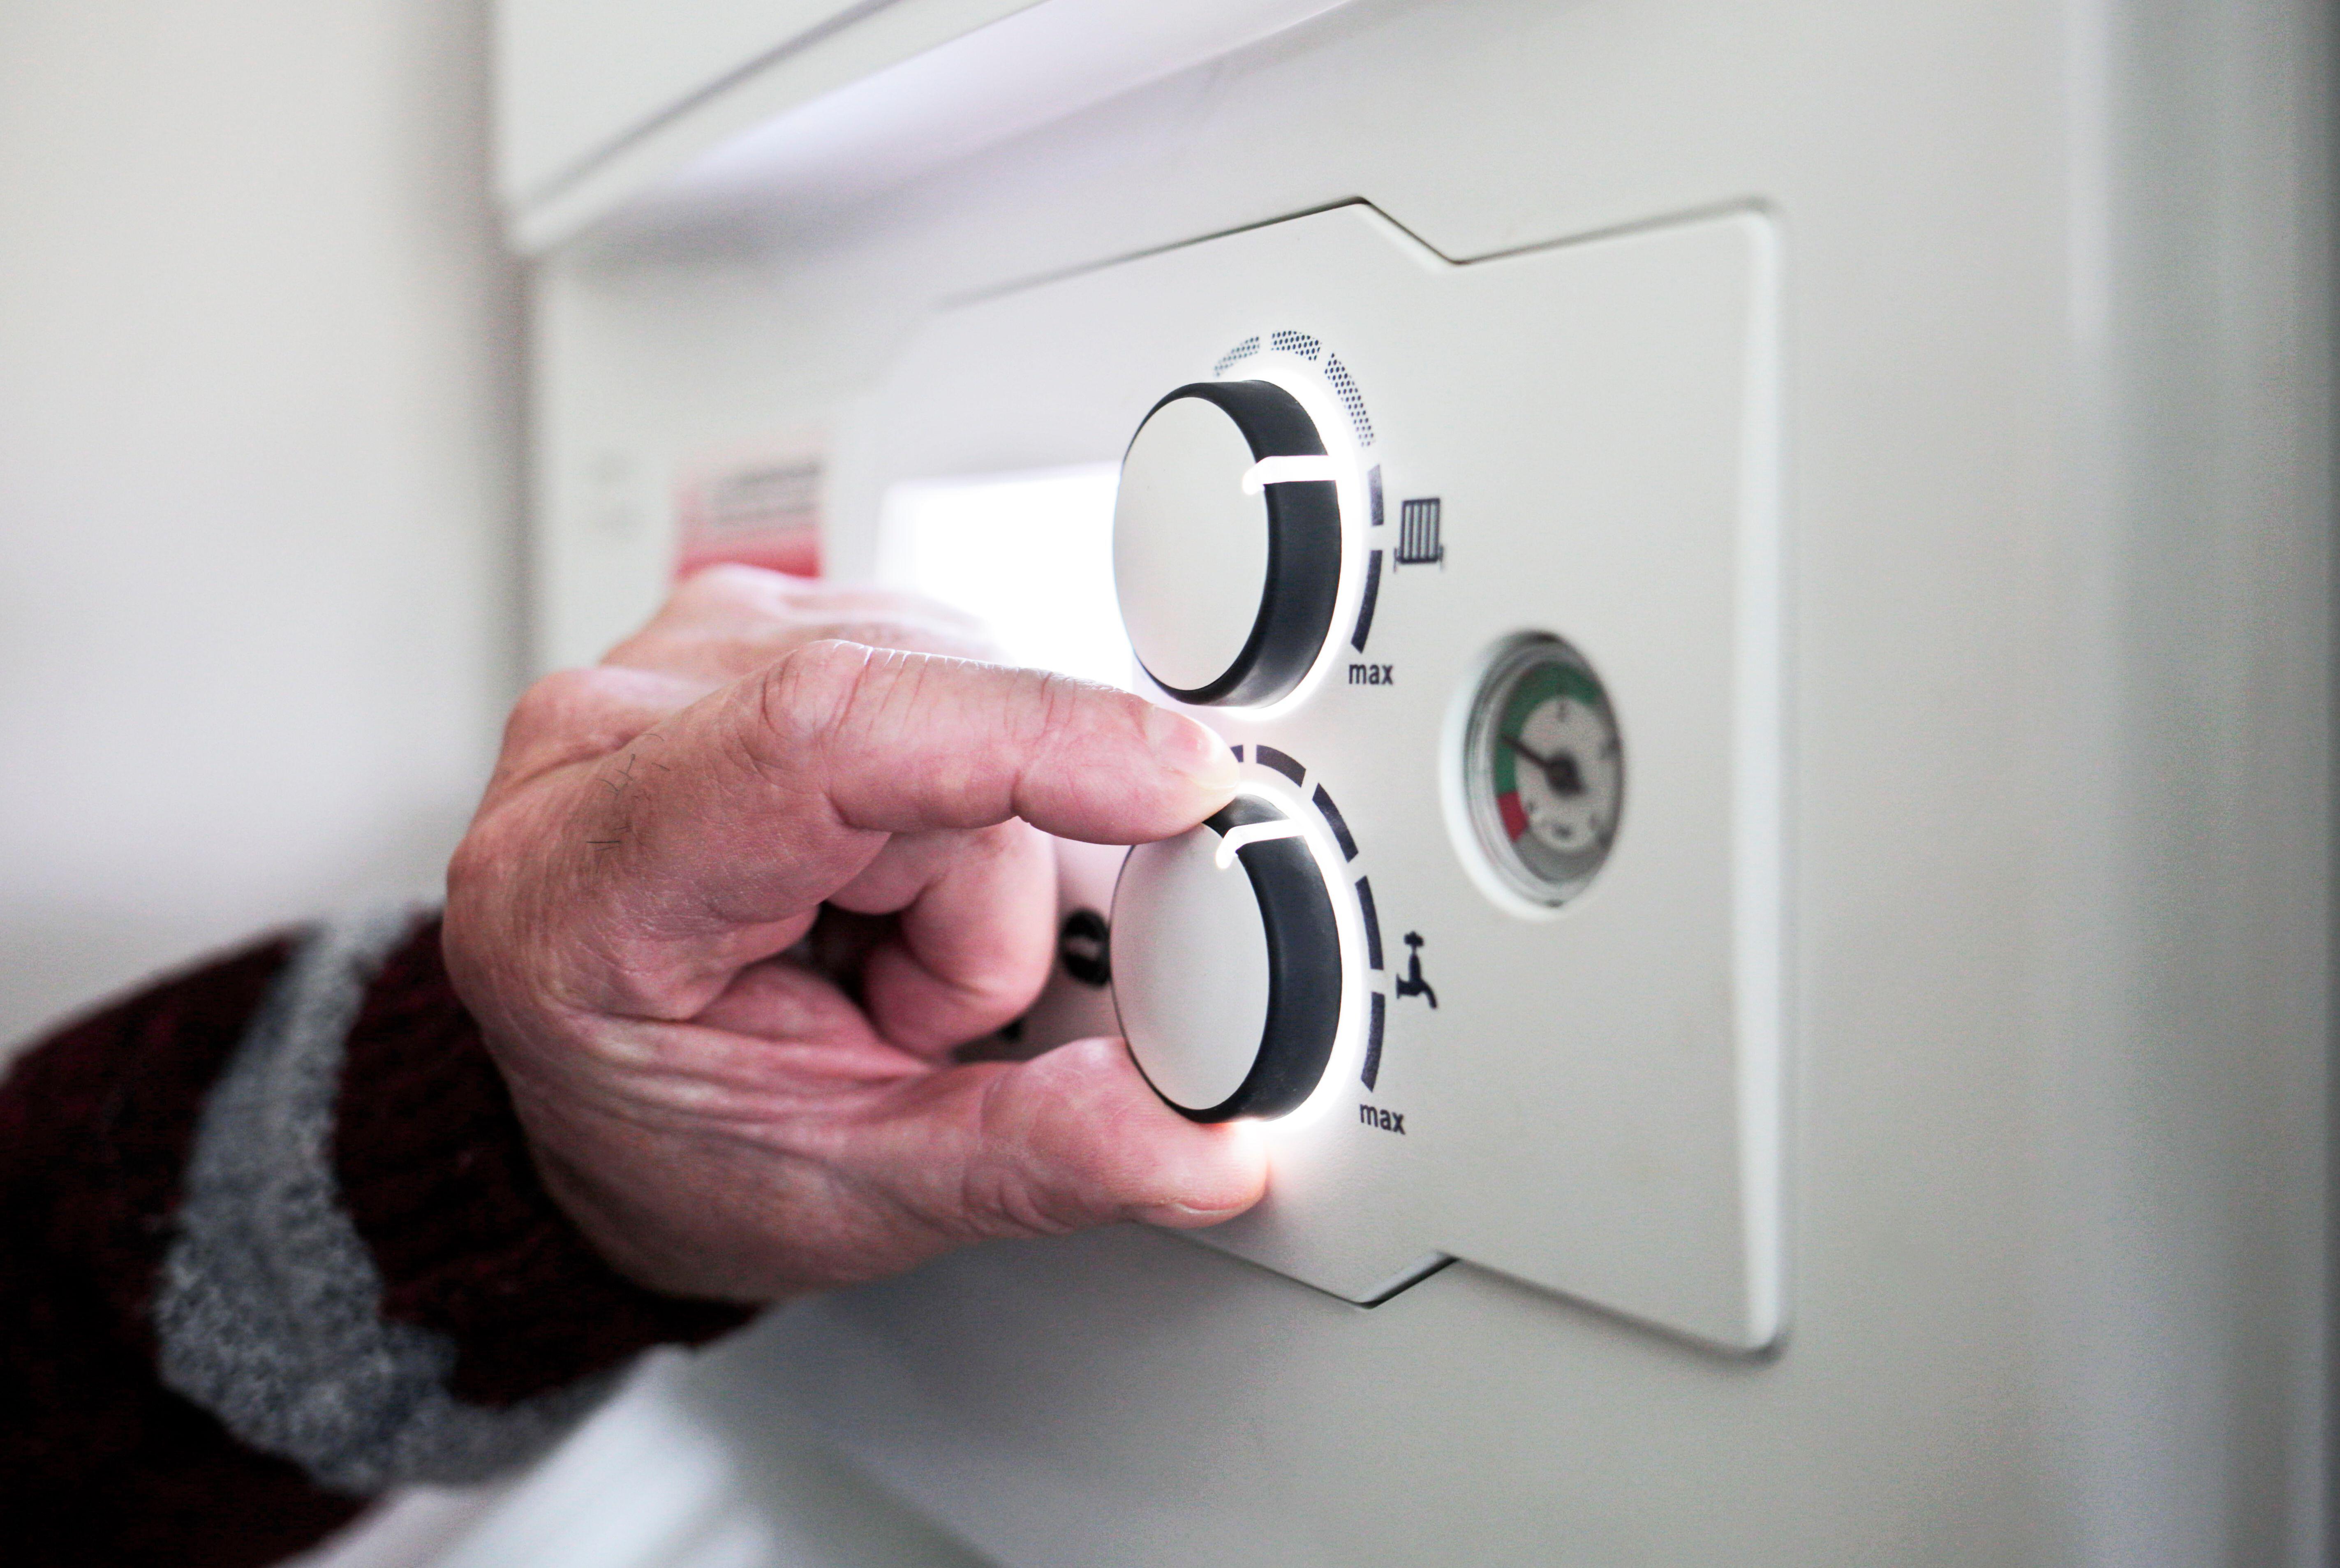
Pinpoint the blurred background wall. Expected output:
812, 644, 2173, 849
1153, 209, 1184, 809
0, 0, 525, 1055
0, 9, 997, 1561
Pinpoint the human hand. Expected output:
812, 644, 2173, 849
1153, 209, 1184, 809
443, 566, 1265, 1302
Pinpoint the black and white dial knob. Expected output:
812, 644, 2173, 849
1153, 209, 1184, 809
1113, 381, 1344, 707
1111, 798, 1344, 1121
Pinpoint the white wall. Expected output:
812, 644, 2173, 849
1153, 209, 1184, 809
0, 14, 1003, 1562
0, 0, 525, 1051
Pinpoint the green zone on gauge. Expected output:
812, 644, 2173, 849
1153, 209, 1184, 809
1464, 635, 1624, 906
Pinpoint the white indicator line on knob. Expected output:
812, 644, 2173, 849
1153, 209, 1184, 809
1215, 819, 1307, 869
1239, 456, 1342, 494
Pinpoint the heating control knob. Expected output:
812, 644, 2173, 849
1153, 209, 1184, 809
1111, 797, 1343, 1121
1113, 381, 1344, 707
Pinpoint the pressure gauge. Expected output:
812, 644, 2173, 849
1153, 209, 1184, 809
1462, 635, 1623, 907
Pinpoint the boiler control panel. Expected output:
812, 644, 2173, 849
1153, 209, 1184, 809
872, 204, 1783, 1351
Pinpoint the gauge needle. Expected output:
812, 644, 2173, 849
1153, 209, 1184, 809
1505, 731, 1584, 797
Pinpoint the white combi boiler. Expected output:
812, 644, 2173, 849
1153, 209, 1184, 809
505, 1, 2334, 1563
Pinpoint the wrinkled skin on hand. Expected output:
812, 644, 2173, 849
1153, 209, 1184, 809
444, 566, 1265, 1302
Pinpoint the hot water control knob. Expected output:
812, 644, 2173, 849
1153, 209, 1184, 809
1113, 382, 1343, 707
1111, 798, 1343, 1122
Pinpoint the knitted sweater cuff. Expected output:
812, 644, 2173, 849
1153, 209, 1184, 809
336, 911, 752, 1406
153, 906, 753, 1494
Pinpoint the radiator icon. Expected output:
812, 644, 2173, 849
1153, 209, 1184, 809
1395, 497, 1445, 568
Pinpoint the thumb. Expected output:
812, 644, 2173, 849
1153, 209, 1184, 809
864, 1038, 1269, 1239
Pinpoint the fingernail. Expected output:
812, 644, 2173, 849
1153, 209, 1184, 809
1144, 705, 1238, 792
1133, 1198, 1254, 1228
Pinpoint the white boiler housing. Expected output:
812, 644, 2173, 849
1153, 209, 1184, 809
500, 2, 2335, 1563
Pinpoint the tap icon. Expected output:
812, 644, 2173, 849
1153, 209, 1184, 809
1394, 931, 1438, 1009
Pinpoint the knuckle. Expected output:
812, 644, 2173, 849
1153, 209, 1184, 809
952, 1073, 1106, 1239
742, 640, 903, 807
674, 560, 781, 609
686, 561, 768, 592
507, 667, 622, 743
958, 1164, 1090, 1240
1025, 671, 1084, 747
937, 963, 1034, 1024
820, 617, 987, 659
753, 639, 874, 749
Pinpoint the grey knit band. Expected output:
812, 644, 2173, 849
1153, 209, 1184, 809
155, 904, 615, 1494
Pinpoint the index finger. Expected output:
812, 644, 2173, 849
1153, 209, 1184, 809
549, 640, 1235, 1016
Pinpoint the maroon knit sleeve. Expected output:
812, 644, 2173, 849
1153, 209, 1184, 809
0, 934, 368, 1568
333, 917, 751, 1407
2, 917, 756, 1568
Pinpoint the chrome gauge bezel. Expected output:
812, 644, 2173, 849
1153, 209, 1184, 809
1460, 633, 1625, 909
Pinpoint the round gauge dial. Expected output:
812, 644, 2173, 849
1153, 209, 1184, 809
1464, 636, 1623, 906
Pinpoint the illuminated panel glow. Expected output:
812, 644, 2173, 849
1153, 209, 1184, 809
876, 464, 1131, 689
